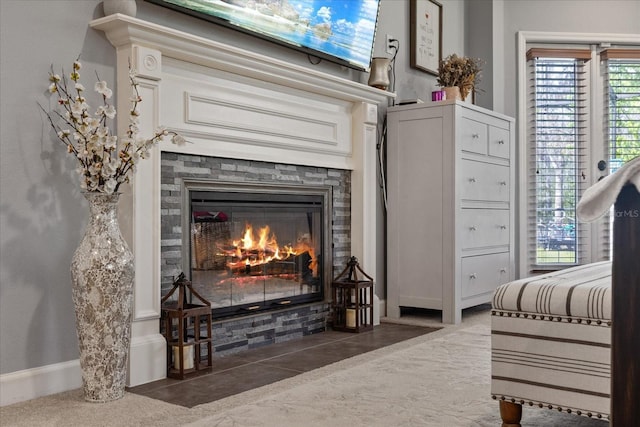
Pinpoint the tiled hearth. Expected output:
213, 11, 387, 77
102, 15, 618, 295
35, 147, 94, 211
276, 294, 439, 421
128, 323, 438, 407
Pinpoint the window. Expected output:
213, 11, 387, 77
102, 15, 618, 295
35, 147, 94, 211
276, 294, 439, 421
519, 33, 640, 275
603, 52, 640, 168
527, 50, 590, 267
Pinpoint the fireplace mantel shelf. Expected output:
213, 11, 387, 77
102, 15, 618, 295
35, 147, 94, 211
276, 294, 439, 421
90, 14, 395, 105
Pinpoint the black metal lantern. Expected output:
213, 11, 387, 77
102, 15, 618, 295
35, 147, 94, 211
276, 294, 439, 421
331, 256, 374, 333
161, 273, 213, 379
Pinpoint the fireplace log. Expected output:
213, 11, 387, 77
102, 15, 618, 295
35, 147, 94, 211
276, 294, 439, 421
227, 251, 313, 278
216, 246, 278, 259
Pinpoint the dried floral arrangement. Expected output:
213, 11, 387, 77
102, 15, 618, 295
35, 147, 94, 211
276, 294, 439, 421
436, 54, 483, 100
41, 58, 185, 194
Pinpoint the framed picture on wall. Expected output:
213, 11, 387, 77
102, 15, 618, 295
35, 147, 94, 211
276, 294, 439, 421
410, 0, 443, 75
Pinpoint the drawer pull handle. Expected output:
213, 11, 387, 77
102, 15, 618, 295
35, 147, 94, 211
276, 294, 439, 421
500, 268, 507, 273
499, 181, 507, 186
469, 273, 477, 279
472, 133, 479, 139
469, 226, 477, 231
469, 177, 477, 183
497, 139, 505, 145
500, 225, 507, 230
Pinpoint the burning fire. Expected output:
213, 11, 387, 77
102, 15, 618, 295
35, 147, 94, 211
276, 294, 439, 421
220, 224, 316, 273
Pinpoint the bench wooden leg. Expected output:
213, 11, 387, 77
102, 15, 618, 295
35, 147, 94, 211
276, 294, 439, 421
499, 400, 522, 427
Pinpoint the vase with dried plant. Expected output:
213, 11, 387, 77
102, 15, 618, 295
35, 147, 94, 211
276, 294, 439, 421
436, 54, 483, 101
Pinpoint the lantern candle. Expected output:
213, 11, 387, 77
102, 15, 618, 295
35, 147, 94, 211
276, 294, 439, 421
172, 344, 194, 370
346, 308, 356, 328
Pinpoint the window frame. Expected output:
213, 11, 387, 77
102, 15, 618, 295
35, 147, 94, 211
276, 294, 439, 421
527, 52, 591, 269
516, 31, 640, 278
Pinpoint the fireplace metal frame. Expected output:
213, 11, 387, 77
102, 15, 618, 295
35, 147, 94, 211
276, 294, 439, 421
181, 179, 334, 317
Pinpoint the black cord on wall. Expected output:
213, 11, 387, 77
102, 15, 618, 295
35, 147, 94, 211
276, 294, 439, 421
376, 39, 399, 212
387, 39, 399, 105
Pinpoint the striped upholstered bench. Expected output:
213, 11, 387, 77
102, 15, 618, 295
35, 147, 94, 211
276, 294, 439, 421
490, 261, 611, 424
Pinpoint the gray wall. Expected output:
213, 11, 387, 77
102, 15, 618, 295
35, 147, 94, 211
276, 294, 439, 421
1, 0, 638, 379
375, 0, 466, 105
1, 0, 116, 375
467, 0, 494, 109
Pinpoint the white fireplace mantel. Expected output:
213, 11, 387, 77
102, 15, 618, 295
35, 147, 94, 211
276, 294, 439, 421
90, 14, 394, 387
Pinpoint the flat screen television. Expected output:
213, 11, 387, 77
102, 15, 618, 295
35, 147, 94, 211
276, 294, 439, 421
146, 0, 381, 72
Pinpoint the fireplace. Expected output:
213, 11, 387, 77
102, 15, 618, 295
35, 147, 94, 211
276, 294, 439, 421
186, 182, 332, 318
91, 15, 392, 387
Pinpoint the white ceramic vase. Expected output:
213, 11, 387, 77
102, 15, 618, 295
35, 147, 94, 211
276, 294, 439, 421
70, 192, 134, 402
443, 86, 462, 101
368, 57, 392, 90
102, 0, 137, 17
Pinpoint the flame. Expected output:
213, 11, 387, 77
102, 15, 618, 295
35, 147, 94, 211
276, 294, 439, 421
224, 224, 316, 273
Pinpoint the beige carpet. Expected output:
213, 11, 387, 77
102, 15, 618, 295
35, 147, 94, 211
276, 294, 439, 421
0, 309, 609, 426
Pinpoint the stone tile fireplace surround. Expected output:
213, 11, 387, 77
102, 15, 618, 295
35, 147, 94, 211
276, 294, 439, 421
160, 153, 351, 355
91, 14, 393, 387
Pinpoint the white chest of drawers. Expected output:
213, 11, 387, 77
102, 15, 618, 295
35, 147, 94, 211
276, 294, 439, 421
386, 100, 515, 324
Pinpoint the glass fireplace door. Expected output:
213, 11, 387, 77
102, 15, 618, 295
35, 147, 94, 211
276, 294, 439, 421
190, 191, 324, 318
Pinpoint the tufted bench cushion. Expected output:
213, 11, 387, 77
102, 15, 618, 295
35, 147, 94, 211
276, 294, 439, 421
491, 261, 612, 420
492, 261, 612, 321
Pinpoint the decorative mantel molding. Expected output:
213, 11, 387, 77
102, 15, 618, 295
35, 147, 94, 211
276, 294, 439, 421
90, 14, 394, 387
90, 14, 393, 105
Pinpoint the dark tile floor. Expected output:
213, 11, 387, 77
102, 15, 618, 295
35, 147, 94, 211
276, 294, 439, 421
128, 323, 439, 408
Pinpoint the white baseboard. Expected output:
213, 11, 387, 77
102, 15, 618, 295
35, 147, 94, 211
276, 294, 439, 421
378, 298, 386, 322
127, 332, 167, 387
0, 360, 82, 407
0, 331, 168, 406
373, 295, 381, 325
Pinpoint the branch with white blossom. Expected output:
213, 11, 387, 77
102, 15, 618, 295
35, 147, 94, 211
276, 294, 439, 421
41, 58, 186, 194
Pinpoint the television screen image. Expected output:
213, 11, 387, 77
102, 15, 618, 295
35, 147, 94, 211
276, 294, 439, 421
148, 0, 381, 71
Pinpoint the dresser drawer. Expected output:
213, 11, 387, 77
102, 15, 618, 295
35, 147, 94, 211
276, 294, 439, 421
460, 118, 488, 155
489, 126, 510, 159
460, 160, 510, 202
460, 209, 510, 250
461, 252, 511, 299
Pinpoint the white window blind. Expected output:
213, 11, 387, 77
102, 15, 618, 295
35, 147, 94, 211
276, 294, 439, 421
526, 49, 591, 272
603, 52, 640, 166
601, 50, 640, 260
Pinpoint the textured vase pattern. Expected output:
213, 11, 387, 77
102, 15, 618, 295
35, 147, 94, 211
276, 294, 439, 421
71, 192, 134, 402
444, 86, 463, 101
